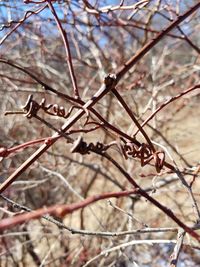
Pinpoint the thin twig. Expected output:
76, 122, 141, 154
115, 2, 200, 82
0, 5, 47, 46
47, 0, 80, 98
0, 194, 178, 237
135, 84, 200, 134
0, 74, 117, 194
0, 190, 137, 231
169, 229, 185, 267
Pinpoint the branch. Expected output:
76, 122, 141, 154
0, 190, 136, 231
169, 229, 185, 267
0, 5, 47, 47
115, 2, 200, 82
0, 194, 178, 237
0, 58, 140, 145
100, 152, 200, 242
0, 74, 117, 194
0, 137, 56, 158
135, 84, 200, 135
47, 0, 80, 98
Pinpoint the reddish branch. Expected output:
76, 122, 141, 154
115, 2, 200, 82
134, 84, 200, 135
0, 74, 117, 194
0, 190, 137, 231
47, 0, 80, 98
1, 183, 200, 243
0, 137, 57, 158
101, 152, 200, 242
111, 88, 155, 152
0, 59, 140, 145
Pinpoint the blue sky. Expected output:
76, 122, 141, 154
0, 1, 198, 46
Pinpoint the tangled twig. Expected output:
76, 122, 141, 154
22, 95, 90, 121
120, 138, 165, 173
22, 95, 40, 118
70, 137, 110, 155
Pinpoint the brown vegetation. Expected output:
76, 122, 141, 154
0, 1, 200, 266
